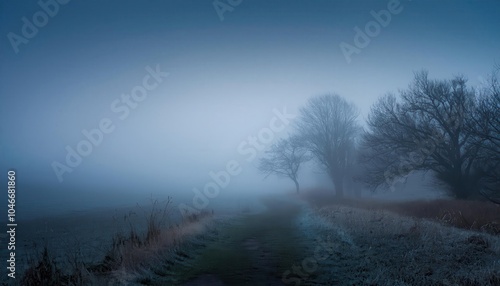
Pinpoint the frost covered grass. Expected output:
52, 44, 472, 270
314, 204, 500, 285
14, 193, 500, 285
301, 188, 500, 235
17, 198, 213, 285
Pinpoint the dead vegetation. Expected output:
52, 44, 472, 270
314, 204, 500, 285
19, 197, 213, 285
301, 188, 500, 235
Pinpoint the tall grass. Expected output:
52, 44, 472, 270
19, 197, 213, 285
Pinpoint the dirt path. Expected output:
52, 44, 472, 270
147, 196, 319, 285
143, 196, 500, 286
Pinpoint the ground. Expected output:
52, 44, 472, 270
10, 194, 500, 285
137, 195, 500, 285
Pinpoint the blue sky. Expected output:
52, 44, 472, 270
1, 0, 499, 217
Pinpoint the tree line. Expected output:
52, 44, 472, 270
258, 67, 500, 204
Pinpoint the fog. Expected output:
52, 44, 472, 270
1, 0, 499, 220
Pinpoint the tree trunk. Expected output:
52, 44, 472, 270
447, 168, 480, 199
293, 179, 300, 193
334, 176, 344, 198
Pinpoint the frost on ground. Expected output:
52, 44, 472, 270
135, 198, 500, 286
10, 197, 500, 285
311, 204, 500, 285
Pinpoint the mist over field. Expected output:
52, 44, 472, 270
1, 0, 500, 285
1, 0, 499, 217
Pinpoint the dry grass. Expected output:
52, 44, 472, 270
314, 204, 500, 285
301, 188, 500, 235
20, 243, 96, 286
21, 246, 64, 286
19, 197, 213, 285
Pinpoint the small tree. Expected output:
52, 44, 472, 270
258, 137, 310, 193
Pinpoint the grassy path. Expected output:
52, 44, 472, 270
135, 195, 500, 285
151, 196, 311, 285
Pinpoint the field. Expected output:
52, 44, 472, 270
6, 191, 500, 285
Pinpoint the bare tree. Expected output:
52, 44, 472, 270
362, 71, 483, 199
296, 94, 360, 197
471, 66, 500, 203
258, 137, 310, 193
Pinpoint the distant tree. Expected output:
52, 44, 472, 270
296, 94, 360, 197
362, 71, 483, 199
471, 66, 500, 203
258, 136, 310, 193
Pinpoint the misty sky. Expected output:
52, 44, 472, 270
1, 0, 499, 216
